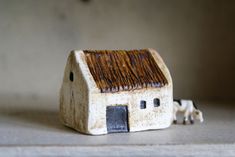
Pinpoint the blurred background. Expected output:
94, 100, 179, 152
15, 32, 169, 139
0, 0, 235, 105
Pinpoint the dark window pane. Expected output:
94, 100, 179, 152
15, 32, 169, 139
154, 98, 160, 107
70, 72, 74, 82
140, 100, 146, 109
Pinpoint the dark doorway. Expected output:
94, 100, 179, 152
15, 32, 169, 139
106, 105, 129, 133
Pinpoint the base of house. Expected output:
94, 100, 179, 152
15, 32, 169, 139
62, 120, 172, 135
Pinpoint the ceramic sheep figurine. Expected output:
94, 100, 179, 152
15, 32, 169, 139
60, 49, 173, 135
173, 99, 204, 124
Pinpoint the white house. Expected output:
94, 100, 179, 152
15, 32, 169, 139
60, 49, 173, 135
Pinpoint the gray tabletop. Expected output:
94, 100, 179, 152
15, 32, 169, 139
0, 97, 235, 156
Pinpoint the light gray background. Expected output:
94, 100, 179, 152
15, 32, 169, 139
1, 1, 235, 156
0, 0, 235, 103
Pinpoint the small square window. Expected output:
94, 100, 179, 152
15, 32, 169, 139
154, 98, 160, 107
140, 100, 146, 109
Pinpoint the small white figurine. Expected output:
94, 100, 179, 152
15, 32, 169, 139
173, 99, 204, 124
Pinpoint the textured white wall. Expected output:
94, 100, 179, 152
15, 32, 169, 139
0, 0, 235, 102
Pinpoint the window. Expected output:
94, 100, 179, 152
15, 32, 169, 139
140, 100, 146, 109
69, 72, 74, 82
153, 98, 160, 107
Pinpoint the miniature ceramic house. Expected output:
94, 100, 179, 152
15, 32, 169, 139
60, 49, 173, 135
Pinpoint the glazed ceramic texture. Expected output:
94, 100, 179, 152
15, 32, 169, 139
60, 49, 173, 135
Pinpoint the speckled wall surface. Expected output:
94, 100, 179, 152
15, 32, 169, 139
0, 0, 235, 102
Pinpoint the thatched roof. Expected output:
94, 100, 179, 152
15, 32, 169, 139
83, 49, 168, 93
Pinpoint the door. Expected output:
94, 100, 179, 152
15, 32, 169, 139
106, 105, 129, 133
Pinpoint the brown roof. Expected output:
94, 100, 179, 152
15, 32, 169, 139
83, 49, 168, 93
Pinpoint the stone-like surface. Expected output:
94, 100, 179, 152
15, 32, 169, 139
1, 100, 235, 145
0, 96, 235, 156
0, 98, 235, 157
1, 145, 235, 157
